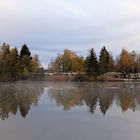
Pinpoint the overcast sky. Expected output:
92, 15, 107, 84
1, 0, 140, 68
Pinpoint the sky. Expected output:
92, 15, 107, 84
1, 0, 140, 68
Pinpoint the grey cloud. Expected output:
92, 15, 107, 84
1, 0, 140, 67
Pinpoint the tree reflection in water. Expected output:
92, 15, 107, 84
1, 82, 140, 120
47, 82, 140, 115
0, 82, 44, 120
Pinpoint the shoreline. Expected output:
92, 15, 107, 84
43, 74, 140, 82
0, 74, 140, 82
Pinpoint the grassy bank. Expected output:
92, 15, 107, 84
44, 74, 139, 82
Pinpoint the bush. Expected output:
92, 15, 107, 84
73, 74, 89, 81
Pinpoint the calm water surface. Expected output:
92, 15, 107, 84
0, 81, 140, 140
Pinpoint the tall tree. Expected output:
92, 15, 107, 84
0, 43, 11, 80
30, 54, 40, 73
10, 48, 19, 79
108, 53, 115, 72
61, 49, 76, 72
19, 44, 32, 79
118, 48, 132, 73
20, 44, 31, 57
85, 48, 98, 79
48, 55, 62, 73
136, 54, 140, 72
99, 46, 109, 74
72, 56, 84, 73
129, 50, 137, 74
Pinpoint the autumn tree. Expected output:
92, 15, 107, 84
0, 43, 11, 80
9, 48, 19, 79
0, 43, 41, 81
72, 56, 84, 73
118, 49, 129, 73
0, 44, 19, 80
118, 49, 136, 74
30, 54, 40, 73
48, 54, 62, 73
48, 49, 84, 73
61, 49, 76, 72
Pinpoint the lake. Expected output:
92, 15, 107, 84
0, 81, 140, 140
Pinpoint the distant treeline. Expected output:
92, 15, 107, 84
48, 46, 140, 79
0, 43, 43, 81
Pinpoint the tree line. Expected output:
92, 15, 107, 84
48, 46, 140, 79
0, 43, 43, 81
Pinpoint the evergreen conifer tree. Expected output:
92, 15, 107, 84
85, 48, 98, 79
99, 46, 109, 74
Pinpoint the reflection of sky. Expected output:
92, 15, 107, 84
1, 0, 140, 68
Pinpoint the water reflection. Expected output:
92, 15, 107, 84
47, 82, 140, 115
0, 82, 140, 120
0, 82, 140, 140
0, 82, 44, 120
